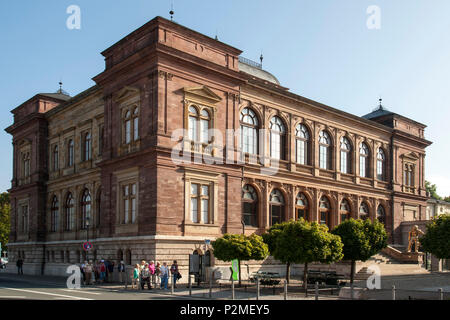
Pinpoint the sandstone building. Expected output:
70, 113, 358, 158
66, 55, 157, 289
5, 16, 432, 277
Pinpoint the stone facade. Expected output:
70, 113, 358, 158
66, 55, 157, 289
5, 16, 432, 279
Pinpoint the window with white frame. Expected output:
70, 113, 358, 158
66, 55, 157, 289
190, 183, 211, 224
340, 137, 352, 174
270, 117, 286, 160
240, 108, 259, 155
359, 142, 370, 178
296, 124, 310, 165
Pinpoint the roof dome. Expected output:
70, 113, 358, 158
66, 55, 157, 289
238, 57, 280, 85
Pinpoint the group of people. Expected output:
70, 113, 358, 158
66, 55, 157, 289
80, 260, 126, 285
132, 260, 181, 290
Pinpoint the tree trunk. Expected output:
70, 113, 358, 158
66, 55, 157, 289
238, 260, 242, 287
303, 262, 308, 297
350, 260, 356, 284
286, 262, 290, 284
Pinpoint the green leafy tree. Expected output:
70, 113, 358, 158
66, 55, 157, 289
211, 233, 269, 286
425, 181, 442, 200
443, 196, 450, 203
263, 219, 343, 295
0, 192, 11, 255
332, 218, 388, 284
420, 214, 450, 260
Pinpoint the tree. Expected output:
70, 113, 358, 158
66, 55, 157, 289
425, 181, 442, 200
443, 196, 450, 203
211, 233, 269, 286
263, 219, 343, 295
420, 214, 450, 260
332, 218, 388, 284
0, 192, 10, 255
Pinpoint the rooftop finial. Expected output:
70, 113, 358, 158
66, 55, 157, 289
58, 81, 63, 93
378, 96, 383, 109
169, 2, 174, 21
215, 28, 218, 41
260, 52, 264, 66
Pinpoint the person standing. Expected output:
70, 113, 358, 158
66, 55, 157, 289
140, 263, 151, 290
99, 260, 106, 283
170, 260, 179, 288
155, 262, 161, 287
160, 262, 169, 290
107, 260, 115, 282
16, 258, 23, 275
84, 261, 93, 285
118, 260, 126, 283
149, 261, 155, 288
132, 264, 140, 289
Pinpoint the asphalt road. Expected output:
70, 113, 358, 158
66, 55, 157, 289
0, 273, 192, 300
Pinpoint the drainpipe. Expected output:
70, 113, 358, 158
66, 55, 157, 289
390, 134, 395, 245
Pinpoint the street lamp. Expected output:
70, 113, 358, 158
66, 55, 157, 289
86, 217, 90, 262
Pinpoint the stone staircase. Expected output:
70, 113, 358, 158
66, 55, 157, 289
354, 250, 429, 280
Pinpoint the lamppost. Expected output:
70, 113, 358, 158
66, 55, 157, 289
85, 217, 90, 262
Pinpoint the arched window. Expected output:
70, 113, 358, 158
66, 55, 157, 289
319, 131, 332, 170
359, 202, 369, 220
377, 205, 386, 226
22, 152, 31, 178
65, 193, 75, 231
81, 189, 91, 229
340, 199, 351, 222
270, 117, 286, 160
126, 249, 132, 265
296, 193, 309, 221
68, 139, 74, 167
296, 124, 310, 165
133, 107, 139, 141
242, 185, 258, 227
269, 189, 285, 226
124, 110, 131, 144
377, 148, 386, 181
188, 105, 211, 144
53, 145, 59, 171
83, 132, 91, 161
340, 137, 352, 174
51, 196, 59, 233
240, 108, 259, 155
319, 196, 331, 229
359, 142, 370, 178
123, 107, 139, 144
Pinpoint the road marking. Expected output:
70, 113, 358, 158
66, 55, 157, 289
60, 289, 101, 295
0, 296, 27, 299
0, 287, 93, 300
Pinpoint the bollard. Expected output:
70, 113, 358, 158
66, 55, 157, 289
171, 274, 174, 294
392, 285, 396, 301
315, 282, 319, 301
284, 280, 288, 300
350, 283, 354, 300
231, 278, 235, 300
209, 274, 212, 299
256, 278, 260, 300
188, 274, 192, 296
439, 288, 443, 301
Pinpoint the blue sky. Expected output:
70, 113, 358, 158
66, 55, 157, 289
0, 0, 449, 196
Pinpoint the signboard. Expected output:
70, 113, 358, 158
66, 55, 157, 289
83, 242, 92, 252
205, 239, 211, 246
231, 259, 239, 281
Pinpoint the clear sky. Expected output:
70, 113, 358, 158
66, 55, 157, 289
0, 0, 449, 196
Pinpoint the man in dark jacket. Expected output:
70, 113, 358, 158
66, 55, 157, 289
16, 258, 23, 275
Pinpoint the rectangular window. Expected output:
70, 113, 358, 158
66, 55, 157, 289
341, 151, 347, 173
122, 183, 137, 224
190, 183, 211, 224
297, 140, 306, 165
319, 146, 328, 169
271, 133, 281, 159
